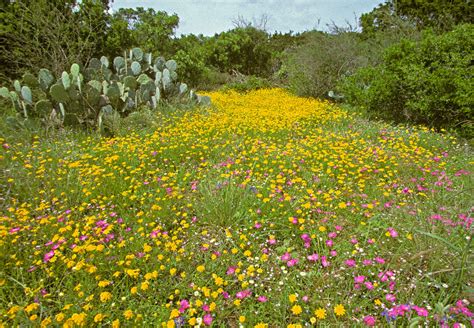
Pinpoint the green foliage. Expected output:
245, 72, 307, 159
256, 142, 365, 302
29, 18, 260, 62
281, 31, 378, 99
360, 2, 418, 37
106, 8, 179, 58
170, 30, 302, 89
207, 27, 272, 76
395, 0, 473, 31
0, 0, 110, 80
361, 0, 474, 34
223, 76, 272, 93
0, 1, 298, 90
339, 24, 474, 138
173, 50, 208, 87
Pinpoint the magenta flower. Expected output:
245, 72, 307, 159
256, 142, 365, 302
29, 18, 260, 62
287, 258, 299, 267
354, 275, 365, 283
281, 252, 291, 261
374, 257, 385, 264
364, 282, 374, 290
301, 233, 311, 242
345, 259, 356, 267
179, 299, 190, 313
389, 281, 396, 291
203, 314, 213, 326
412, 306, 428, 317
307, 253, 319, 262
257, 295, 268, 302
321, 256, 330, 267
363, 315, 376, 326
235, 289, 252, 299
8, 227, 20, 234
387, 228, 398, 238
267, 238, 277, 245
235, 291, 245, 299
226, 266, 237, 275
43, 250, 55, 263
385, 294, 396, 303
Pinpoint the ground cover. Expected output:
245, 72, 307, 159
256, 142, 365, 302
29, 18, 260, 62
1, 89, 472, 327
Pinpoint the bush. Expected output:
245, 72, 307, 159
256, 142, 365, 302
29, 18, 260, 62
339, 24, 474, 138
223, 75, 272, 93
173, 49, 208, 87
0, 0, 109, 81
207, 27, 272, 77
194, 69, 232, 91
280, 31, 376, 99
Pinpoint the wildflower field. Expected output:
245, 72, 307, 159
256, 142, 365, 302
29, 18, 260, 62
1, 89, 473, 327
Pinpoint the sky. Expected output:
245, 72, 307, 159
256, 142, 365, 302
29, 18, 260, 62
111, 0, 383, 36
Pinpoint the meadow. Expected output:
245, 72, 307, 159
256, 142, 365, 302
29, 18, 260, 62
1, 89, 473, 327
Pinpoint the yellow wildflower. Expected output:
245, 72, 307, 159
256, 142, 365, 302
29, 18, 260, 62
334, 304, 346, 316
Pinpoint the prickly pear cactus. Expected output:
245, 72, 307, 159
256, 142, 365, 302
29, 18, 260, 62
0, 47, 210, 130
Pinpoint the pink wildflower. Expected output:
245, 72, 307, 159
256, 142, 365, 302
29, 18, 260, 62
354, 275, 365, 283
257, 295, 268, 302
281, 252, 291, 261
43, 250, 55, 263
345, 259, 356, 267
203, 314, 213, 326
363, 316, 376, 326
307, 253, 319, 262
385, 294, 396, 303
287, 258, 299, 267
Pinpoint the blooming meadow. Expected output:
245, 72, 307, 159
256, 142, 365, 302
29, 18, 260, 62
1, 89, 473, 327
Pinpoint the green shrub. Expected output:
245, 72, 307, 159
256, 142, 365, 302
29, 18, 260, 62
223, 76, 272, 93
206, 27, 272, 77
173, 49, 208, 87
280, 31, 378, 99
339, 24, 474, 138
195, 69, 232, 91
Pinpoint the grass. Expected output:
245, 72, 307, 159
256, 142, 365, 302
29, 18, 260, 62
0, 88, 473, 327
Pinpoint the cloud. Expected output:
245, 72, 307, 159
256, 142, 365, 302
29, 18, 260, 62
111, 0, 381, 35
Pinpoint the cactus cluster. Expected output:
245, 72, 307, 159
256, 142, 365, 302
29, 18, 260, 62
0, 48, 210, 129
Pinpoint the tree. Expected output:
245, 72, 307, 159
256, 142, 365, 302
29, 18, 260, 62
107, 8, 179, 57
232, 14, 270, 31
361, 0, 473, 34
207, 27, 272, 76
0, 0, 110, 80
171, 34, 210, 86
396, 0, 473, 30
